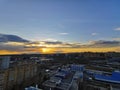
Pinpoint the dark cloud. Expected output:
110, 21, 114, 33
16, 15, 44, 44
60, 43, 81, 48
89, 40, 120, 47
92, 40, 120, 45
26, 41, 40, 44
24, 46, 46, 48
44, 41, 63, 45
0, 43, 25, 51
0, 34, 29, 42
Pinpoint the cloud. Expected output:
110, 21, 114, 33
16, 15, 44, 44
44, 41, 63, 45
0, 33, 120, 54
43, 38, 58, 42
112, 38, 120, 41
91, 33, 97, 36
0, 42, 25, 51
59, 33, 69, 35
92, 40, 120, 45
0, 33, 29, 42
114, 27, 120, 31
0, 40, 119, 52
87, 40, 120, 47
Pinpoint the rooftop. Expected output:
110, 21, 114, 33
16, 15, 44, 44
43, 70, 75, 90
94, 71, 120, 84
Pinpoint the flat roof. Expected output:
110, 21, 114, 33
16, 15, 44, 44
43, 71, 75, 90
94, 71, 120, 84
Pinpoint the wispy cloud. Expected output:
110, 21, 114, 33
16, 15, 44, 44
114, 27, 120, 31
43, 38, 58, 42
112, 38, 120, 41
91, 33, 98, 36
59, 33, 69, 35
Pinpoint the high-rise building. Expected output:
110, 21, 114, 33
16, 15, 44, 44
0, 56, 10, 69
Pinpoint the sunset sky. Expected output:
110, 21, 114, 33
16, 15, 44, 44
0, 0, 120, 54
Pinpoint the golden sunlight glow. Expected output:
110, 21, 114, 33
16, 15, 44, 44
0, 46, 119, 55
59, 47, 120, 53
0, 50, 19, 55
41, 48, 52, 53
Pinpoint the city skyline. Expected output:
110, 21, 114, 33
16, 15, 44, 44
0, 0, 120, 54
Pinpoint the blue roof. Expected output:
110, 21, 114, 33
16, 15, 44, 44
94, 71, 120, 84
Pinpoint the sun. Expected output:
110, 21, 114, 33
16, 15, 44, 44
42, 48, 51, 53
42, 48, 47, 53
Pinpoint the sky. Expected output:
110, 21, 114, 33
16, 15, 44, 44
0, 0, 120, 54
